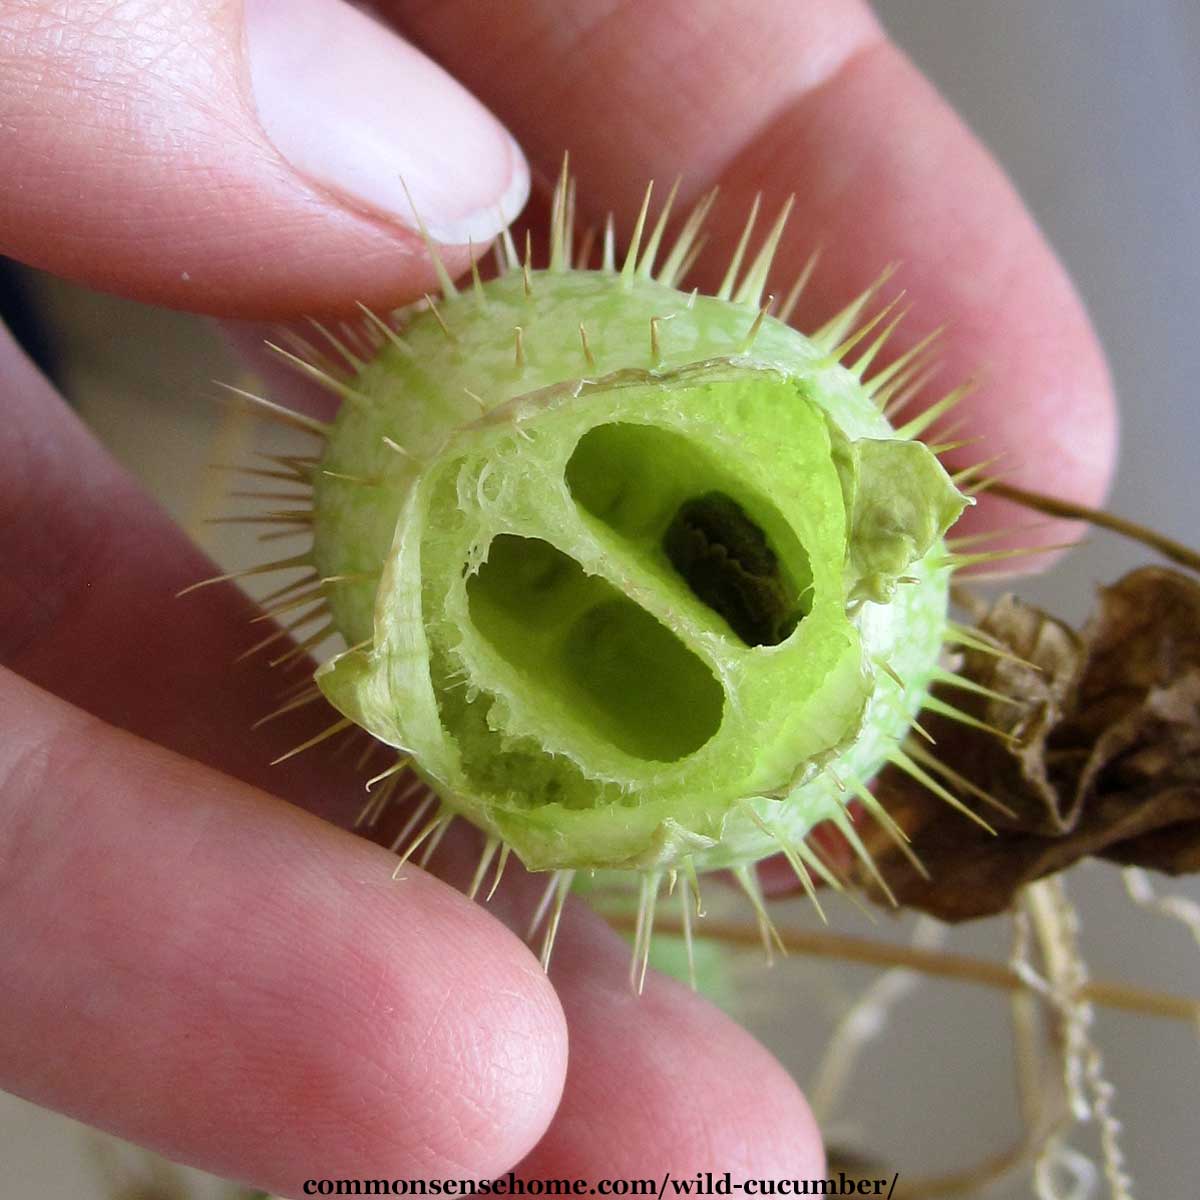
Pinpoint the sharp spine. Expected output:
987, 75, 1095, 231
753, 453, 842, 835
539, 870, 575, 971
468, 838, 499, 901
252, 686, 325, 730
261, 343, 371, 409
905, 741, 1015, 818
468, 241, 486, 303
886, 746, 994, 833
307, 318, 368, 374
630, 870, 662, 994
578, 322, 596, 369
356, 302, 412, 356
637, 176, 681, 280
739, 295, 775, 352
732, 863, 786, 962
649, 316, 666, 364
849, 302, 909, 378
894, 379, 977, 440
657, 187, 718, 288
621, 181, 655, 285
213, 382, 330, 437
424, 294, 455, 341
845, 772, 930, 879
486, 844, 511, 902
716, 192, 761, 302
778, 246, 822, 324
549, 152, 571, 273
812, 263, 900, 351
827, 292, 907, 366
866, 324, 945, 400
176, 554, 312, 597
829, 807, 897, 906
923, 694, 1018, 744
734, 193, 795, 308
601, 212, 616, 273
271, 716, 353, 765
399, 176, 459, 300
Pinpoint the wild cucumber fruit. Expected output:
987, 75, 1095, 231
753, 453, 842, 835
214, 166, 989, 972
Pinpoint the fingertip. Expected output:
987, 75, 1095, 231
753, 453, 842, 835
227, 847, 570, 1190
0, 0, 526, 316
0, 676, 567, 1192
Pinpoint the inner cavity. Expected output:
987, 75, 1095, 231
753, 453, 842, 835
566, 422, 811, 647
466, 535, 723, 762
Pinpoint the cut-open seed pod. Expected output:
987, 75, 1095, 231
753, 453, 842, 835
201, 163, 1001, 971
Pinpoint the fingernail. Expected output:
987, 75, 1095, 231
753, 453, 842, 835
244, 0, 528, 244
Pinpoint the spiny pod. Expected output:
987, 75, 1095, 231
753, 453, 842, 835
204, 161, 1011, 981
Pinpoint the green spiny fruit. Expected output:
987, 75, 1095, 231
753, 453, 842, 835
216, 167, 982, 973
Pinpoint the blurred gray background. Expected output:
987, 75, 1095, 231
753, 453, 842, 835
2, 1, 1198, 1197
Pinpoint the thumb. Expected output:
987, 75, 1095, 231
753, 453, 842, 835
0, 0, 527, 317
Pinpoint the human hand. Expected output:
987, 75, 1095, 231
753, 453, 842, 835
0, 2, 1115, 1196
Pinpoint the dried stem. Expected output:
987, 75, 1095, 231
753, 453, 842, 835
607, 915, 1200, 1024
990, 481, 1200, 574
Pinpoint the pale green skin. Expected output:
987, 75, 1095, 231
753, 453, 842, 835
313, 269, 966, 874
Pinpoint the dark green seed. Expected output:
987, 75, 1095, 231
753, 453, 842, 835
663, 491, 800, 646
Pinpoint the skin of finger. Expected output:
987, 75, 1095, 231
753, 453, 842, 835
0, 666, 567, 1192
0, 325, 382, 828
418, 840, 825, 1178
0, 0, 476, 316
0, 325, 827, 1175
385, 0, 1118, 561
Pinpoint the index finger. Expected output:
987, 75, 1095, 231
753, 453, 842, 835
385, 0, 1117, 559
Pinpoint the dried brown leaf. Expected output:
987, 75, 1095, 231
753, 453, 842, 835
857, 567, 1200, 919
